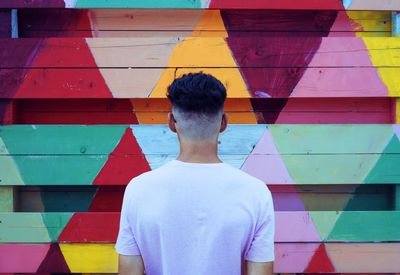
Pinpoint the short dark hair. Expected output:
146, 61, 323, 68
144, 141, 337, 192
167, 72, 227, 115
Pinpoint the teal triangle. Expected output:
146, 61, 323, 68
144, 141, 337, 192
41, 213, 73, 241
344, 184, 392, 211
364, 135, 400, 184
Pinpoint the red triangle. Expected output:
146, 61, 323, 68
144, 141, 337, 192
305, 244, 335, 273
58, 212, 119, 242
14, 38, 112, 98
93, 127, 151, 185
64, 10, 93, 37
88, 185, 125, 212
37, 243, 70, 272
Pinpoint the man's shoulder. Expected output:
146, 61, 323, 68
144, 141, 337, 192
124, 162, 171, 191
225, 164, 268, 190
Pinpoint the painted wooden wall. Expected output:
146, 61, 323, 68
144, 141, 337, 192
1, 1, 400, 274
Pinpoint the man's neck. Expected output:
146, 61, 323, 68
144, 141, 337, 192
177, 140, 222, 163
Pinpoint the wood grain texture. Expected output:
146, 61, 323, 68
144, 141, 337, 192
326, 243, 400, 273
1, 4, 398, 275
2, 98, 393, 125
17, 10, 392, 38
1, 211, 398, 243
0, 244, 50, 272
2, 243, 400, 273
58, 212, 120, 242
0, 0, 341, 9
346, 0, 400, 11
2, 37, 400, 68
345, 11, 392, 37
364, 38, 400, 96
1, 36, 399, 98
0, 213, 72, 242
17, 186, 97, 212
0, 100, 17, 124
0, 9, 11, 38
2, 152, 400, 185
13, 184, 393, 212
393, 12, 400, 36
1, 124, 399, 185
0, 186, 14, 211
0, 68, 398, 99
4, 0, 399, 10
395, 184, 400, 210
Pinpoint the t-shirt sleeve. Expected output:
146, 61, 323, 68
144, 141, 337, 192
114, 183, 141, 256
245, 187, 275, 262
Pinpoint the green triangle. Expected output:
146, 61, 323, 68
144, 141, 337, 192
344, 184, 392, 211
0, 137, 24, 185
269, 125, 393, 184
365, 135, 400, 184
0, 125, 128, 185
41, 213, 73, 241
310, 211, 342, 241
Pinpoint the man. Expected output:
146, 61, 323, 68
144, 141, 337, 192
115, 73, 275, 275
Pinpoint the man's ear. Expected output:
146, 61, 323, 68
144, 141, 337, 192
168, 112, 177, 133
219, 112, 228, 133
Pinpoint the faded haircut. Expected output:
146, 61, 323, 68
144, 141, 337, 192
166, 72, 227, 141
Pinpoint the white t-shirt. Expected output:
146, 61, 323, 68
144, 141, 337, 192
115, 159, 275, 275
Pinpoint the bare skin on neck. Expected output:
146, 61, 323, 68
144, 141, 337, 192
168, 112, 228, 164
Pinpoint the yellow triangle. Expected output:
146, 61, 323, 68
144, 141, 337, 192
346, 11, 391, 37
60, 244, 118, 273
149, 37, 250, 98
363, 37, 400, 96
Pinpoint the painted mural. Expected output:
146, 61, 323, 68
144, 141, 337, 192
0, 3, 399, 274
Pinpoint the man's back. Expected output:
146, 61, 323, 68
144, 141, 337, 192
115, 159, 275, 275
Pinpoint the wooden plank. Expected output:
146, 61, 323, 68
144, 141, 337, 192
7, 98, 393, 125
0, 186, 15, 211
0, 244, 51, 273
0, 211, 398, 243
243, 154, 400, 185
0, 213, 72, 242
133, 124, 400, 154
16, 186, 97, 212
1, 67, 399, 99
0, 124, 399, 185
0, 155, 150, 186
17, 10, 392, 38
393, 12, 400, 36
0, 0, 343, 10
3, 36, 399, 99
2, 0, 400, 10
148, 151, 400, 185
13, 184, 393, 212
0, 154, 399, 185
0, 9, 11, 38
2, 37, 400, 68
276, 243, 400, 273
272, 184, 394, 211
393, 10, 400, 216
1, 243, 399, 273
0, 100, 17, 125
0, 124, 129, 155
11, 9, 17, 38
395, 184, 400, 210
0, 124, 265, 155
345, 0, 400, 11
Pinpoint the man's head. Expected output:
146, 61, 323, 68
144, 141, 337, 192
167, 72, 228, 142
